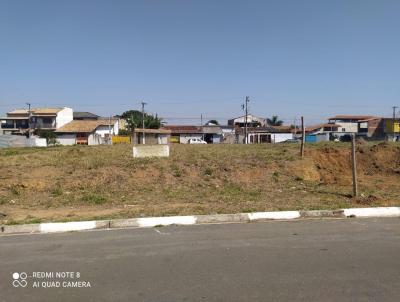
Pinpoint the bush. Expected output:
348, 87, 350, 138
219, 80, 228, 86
35, 129, 57, 145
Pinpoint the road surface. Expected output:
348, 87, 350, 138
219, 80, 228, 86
1, 218, 400, 301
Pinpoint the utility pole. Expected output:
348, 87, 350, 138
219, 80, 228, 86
242, 96, 250, 144
26, 102, 31, 138
201, 114, 204, 141
141, 101, 147, 144
392, 106, 398, 141
351, 134, 358, 197
300, 116, 305, 157
108, 115, 112, 145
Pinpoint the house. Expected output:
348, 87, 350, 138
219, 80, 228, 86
55, 119, 119, 145
202, 125, 223, 144
228, 114, 267, 127
163, 125, 203, 144
383, 118, 400, 141
133, 128, 171, 145
236, 126, 293, 144
163, 125, 224, 144
220, 126, 236, 144
0, 107, 73, 135
299, 123, 340, 142
356, 117, 385, 139
328, 115, 377, 134
73, 111, 100, 120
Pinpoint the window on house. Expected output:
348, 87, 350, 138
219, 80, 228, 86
42, 118, 53, 124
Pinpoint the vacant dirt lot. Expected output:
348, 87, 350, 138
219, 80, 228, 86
1, 142, 399, 224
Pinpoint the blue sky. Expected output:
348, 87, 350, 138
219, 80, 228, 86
1, 0, 400, 125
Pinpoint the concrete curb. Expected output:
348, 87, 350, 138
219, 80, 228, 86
1, 207, 399, 235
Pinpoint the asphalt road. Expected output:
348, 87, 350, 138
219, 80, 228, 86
1, 218, 400, 302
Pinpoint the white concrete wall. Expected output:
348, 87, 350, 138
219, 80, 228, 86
335, 122, 358, 133
133, 145, 170, 158
88, 133, 100, 145
56, 134, 76, 146
316, 133, 330, 142
56, 107, 73, 129
32, 138, 47, 147
271, 133, 293, 143
158, 134, 169, 144
180, 134, 202, 144
94, 122, 119, 137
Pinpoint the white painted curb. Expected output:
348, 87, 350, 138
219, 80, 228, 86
1, 207, 399, 235
136, 216, 197, 228
40, 221, 97, 233
343, 207, 400, 218
248, 211, 301, 221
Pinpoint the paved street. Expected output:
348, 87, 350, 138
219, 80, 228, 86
1, 218, 400, 302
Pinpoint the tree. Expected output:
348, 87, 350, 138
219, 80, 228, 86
34, 129, 57, 145
120, 110, 163, 131
206, 119, 219, 125
267, 115, 283, 126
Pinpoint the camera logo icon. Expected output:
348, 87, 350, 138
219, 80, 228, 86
12, 272, 28, 288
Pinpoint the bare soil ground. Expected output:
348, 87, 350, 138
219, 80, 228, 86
1, 142, 399, 224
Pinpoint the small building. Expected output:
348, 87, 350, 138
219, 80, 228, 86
163, 125, 224, 144
133, 128, 171, 145
1, 107, 73, 135
297, 123, 339, 142
163, 125, 203, 144
220, 126, 236, 144
73, 111, 100, 120
228, 114, 267, 128
357, 117, 385, 139
383, 118, 400, 141
202, 126, 223, 144
55, 119, 119, 145
328, 115, 377, 133
237, 126, 293, 144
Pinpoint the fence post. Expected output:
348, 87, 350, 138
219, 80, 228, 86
300, 116, 305, 157
351, 134, 358, 197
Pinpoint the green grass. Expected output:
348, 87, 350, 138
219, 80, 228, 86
81, 193, 107, 205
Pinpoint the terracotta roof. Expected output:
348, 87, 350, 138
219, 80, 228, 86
134, 128, 171, 134
55, 120, 117, 133
357, 117, 382, 122
328, 115, 377, 120
163, 125, 202, 134
271, 125, 292, 131
8, 108, 65, 115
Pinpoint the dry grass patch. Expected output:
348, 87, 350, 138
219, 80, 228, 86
0, 142, 399, 224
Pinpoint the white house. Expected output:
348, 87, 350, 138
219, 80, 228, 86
1, 107, 73, 135
55, 119, 119, 145
228, 114, 267, 127
238, 126, 293, 144
328, 115, 377, 134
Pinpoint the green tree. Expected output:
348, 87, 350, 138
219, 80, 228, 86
34, 129, 57, 145
267, 115, 284, 126
120, 110, 163, 131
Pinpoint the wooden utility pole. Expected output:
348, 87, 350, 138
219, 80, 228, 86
201, 114, 204, 141
392, 106, 398, 141
300, 116, 305, 157
351, 134, 358, 197
108, 115, 112, 145
26, 102, 31, 138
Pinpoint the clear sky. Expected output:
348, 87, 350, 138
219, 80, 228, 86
1, 0, 400, 125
